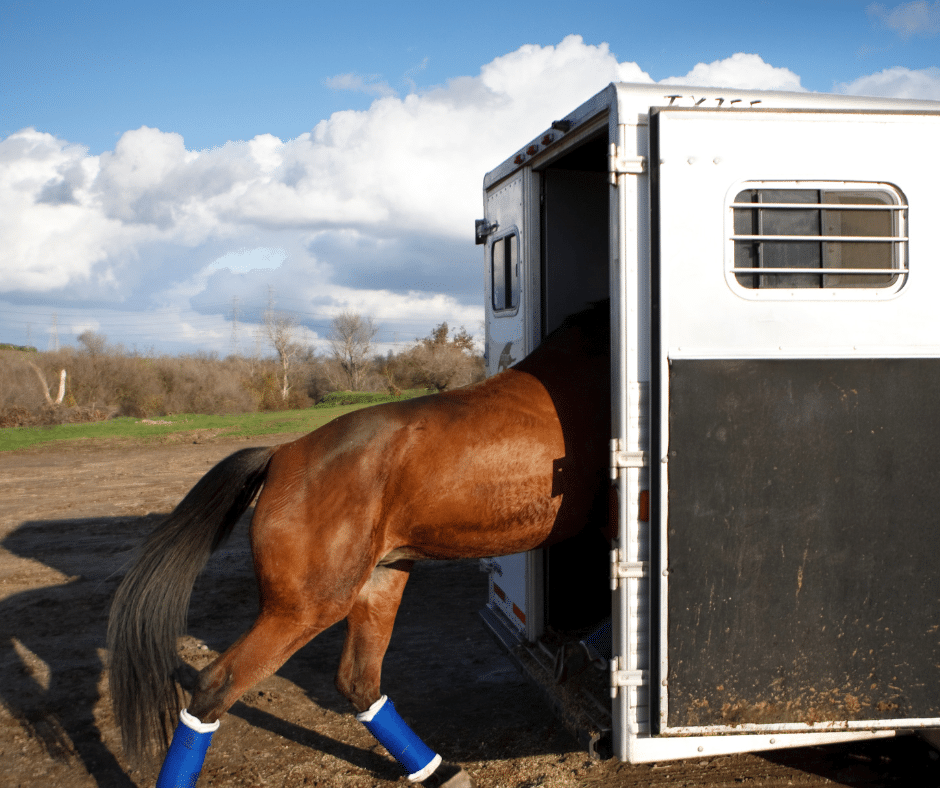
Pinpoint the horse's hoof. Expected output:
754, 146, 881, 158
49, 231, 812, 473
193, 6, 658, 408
419, 761, 475, 788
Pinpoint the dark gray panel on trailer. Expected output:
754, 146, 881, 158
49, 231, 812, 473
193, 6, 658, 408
665, 358, 940, 729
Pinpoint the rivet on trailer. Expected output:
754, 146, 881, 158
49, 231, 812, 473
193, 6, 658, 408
477, 81, 940, 762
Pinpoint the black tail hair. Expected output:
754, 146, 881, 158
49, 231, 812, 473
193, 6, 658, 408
107, 445, 275, 763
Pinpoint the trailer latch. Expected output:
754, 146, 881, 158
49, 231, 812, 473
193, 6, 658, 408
475, 219, 499, 245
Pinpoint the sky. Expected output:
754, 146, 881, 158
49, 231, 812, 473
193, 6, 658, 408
2, 0, 940, 356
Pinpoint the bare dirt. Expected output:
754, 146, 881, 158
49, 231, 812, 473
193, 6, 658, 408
0, 430, 938, 787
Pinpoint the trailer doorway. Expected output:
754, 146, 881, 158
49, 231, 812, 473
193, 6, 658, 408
538, 131, 612, 634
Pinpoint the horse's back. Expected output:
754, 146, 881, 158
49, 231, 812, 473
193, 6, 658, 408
258, 302, 610, 562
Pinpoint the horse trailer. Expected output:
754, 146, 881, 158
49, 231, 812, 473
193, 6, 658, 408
477, 82, 940, 762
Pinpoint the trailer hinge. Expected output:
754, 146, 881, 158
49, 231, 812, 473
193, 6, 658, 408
609, 658, 649, 697
610, 549, 649, 589
610, 438, 648, 479
608, 144, 646, 184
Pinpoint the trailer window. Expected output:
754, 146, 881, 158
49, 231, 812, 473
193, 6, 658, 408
729, 184, 907, 294
491, 232, 519, 312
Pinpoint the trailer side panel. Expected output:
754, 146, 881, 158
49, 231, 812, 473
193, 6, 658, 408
666, 357, 940, 728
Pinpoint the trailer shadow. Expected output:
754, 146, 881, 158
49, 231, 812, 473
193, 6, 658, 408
758, 735, 940, 786
0, 512, 575, 786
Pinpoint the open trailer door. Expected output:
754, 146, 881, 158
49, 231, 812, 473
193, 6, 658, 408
479, 168, 545, 642
650, 106, 940, 737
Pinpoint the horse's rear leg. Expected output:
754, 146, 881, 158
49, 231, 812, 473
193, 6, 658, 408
335, 560, 412, 712
337, 562, 474, 787
158, 607, 346, 788
189, 610, 334, 722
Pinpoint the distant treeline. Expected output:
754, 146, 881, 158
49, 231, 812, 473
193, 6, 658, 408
0, 319, 484, 428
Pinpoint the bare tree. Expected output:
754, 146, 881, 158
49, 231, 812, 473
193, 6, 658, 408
77, 330, 107, 356
27, 362, 67, 405
329, 312, 378, 391
394, 322, 483, 392
264, 306, 302, 402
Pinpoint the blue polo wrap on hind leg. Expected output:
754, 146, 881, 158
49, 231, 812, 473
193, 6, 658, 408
356, 695, 442, 782
155, 708, 220, 788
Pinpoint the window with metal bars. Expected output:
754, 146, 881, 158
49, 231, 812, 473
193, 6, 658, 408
729, 184, 908, 293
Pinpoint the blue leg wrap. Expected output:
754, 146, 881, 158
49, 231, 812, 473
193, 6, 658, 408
356, 695, 442, 782
155, 709, 220, 788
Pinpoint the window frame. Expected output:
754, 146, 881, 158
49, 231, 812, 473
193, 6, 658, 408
725, 181, 909, 301
489, 227, 521, 315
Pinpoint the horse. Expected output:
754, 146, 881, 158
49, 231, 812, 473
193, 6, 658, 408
107, 301, 611, 787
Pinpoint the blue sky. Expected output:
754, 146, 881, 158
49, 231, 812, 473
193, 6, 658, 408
2, 0, 939, 355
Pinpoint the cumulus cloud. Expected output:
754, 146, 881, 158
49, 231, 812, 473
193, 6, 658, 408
838, 65, 940, 98
2, 36, 936, 353
0, 129, 128, 294
1, 34, 646, 315
660, 53, 805, 91
868, 1, 940, 38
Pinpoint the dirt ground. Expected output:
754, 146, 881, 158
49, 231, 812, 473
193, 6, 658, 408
0, 429, 938, 788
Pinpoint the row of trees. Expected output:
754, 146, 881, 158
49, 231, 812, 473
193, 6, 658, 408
263, 308, 482, 400
0, 311, 484, 426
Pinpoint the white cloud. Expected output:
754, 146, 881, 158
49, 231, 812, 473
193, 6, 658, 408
1, 34, 649, 313
838, 65, 940, 99
660, 53, 805, 92
5, 37, 934, 355
323, 72, 396, 97
868, 1, 940, 38
206, 247, 287, 274
0, 129, 129, 293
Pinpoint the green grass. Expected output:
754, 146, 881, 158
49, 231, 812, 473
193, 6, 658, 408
0, 389, 433, 453
314, 388, 429, 408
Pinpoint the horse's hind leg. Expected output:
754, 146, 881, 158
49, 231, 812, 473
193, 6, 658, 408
335, 559, 413, 712
155, 590, 355, 787
188, 608, 339, 723
337, 562, 474, 787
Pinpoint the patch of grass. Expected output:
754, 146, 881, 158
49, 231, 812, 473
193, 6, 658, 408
314, 389, 430, 408
0, 390, 433, 453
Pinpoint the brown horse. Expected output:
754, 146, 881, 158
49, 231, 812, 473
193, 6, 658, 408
107, 302, 610, 783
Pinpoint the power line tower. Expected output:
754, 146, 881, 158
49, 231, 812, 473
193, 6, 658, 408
49, 313, 60, 352
230, 296, 241, 356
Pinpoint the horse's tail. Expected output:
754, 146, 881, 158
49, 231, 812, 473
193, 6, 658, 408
107, 445, 277, 764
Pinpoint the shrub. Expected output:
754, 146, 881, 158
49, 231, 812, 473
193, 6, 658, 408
0, 317, 484, 425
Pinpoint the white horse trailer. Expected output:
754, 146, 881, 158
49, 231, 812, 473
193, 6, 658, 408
477, 82, 940, 762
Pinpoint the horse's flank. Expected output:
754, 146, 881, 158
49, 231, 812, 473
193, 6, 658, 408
254, 304, 609, 568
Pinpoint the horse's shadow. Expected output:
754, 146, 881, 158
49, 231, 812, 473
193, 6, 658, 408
0, 512, 572, 786
0, 513, 396, 786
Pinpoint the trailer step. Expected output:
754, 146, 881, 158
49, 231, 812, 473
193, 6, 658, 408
479, 604, 612, 760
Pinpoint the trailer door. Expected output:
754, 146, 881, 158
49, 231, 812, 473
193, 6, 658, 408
482, 169, 544, 641
651, 107, 940, 736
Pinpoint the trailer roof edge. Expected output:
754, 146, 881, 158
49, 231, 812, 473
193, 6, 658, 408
482, 81, 940, 190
